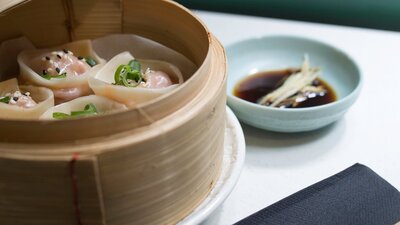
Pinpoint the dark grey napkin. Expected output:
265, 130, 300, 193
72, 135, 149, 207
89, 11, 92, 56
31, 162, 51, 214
235, 163, 400, 225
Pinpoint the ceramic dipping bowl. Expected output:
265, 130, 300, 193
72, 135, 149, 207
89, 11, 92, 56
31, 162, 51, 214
226, 36, 362, 132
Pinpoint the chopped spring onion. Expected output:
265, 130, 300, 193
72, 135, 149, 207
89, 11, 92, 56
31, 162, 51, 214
0, 96, 11, 104
52, 112, 71, 119
129, 59, 141, 71
41, 72, 67, 80
114, 59, 143, 87
71, 103, 97, 116
85, 57, 97, 67
53, 103, 98, 119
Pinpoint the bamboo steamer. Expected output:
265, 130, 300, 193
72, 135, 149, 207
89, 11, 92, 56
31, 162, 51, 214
0, 1, 227, 225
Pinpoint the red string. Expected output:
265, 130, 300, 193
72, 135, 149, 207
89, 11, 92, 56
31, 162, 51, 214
70, 153, 82, 225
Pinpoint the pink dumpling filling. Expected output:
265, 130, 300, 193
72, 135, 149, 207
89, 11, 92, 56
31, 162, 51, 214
32, 50, 91, 77
139, 70, 173, 88
53, 87, 91, 105
5, 91, 37, 108
15, 95, 37, 108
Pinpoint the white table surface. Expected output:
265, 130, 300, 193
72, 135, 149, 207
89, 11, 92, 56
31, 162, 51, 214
195, 11, 400, 225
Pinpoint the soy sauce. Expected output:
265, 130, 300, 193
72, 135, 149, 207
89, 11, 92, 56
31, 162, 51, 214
233, 69, 337, 108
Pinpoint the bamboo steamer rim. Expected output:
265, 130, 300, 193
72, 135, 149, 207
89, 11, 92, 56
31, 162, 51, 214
0, 0, 218, 143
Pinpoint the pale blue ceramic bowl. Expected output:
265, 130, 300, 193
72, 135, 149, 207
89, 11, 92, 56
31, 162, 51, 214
227, 36, 362, 132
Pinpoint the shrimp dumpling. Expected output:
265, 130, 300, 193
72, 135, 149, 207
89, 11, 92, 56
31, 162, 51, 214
88, 52, 184, 107
18, 40, 106, 104
0, 78, 54, 119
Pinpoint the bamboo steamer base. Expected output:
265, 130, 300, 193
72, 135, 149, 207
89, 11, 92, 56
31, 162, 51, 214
178, 107, 245, 224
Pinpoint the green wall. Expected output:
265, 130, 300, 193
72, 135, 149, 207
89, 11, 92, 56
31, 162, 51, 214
176, 0, 400, 31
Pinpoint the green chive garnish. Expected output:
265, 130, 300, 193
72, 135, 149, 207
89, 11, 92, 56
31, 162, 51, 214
41, 72, 67, 80
128, 59, 141, 72
0, 96, 11, 104
70, 103, 97, 116
114, 59, 143, 87
114, 65, 130, 85
85, 57, 97, 67
53, 103, 98, 119
52, 112, 71, 119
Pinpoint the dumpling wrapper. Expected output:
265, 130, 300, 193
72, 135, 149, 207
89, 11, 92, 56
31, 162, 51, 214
40, 95, 127, 120
17, 40, 106, 103
88, 52, 184, 107
92, 34, 197, 80
0, 78, 54, 119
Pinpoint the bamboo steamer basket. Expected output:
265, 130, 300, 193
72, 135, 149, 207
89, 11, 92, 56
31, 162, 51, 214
0, 1, 227, 225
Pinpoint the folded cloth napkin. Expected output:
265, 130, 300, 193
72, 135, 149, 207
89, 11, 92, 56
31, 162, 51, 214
235, 163, 400, 225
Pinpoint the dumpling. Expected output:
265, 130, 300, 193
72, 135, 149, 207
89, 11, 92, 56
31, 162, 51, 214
40, 95, 127, 120
17, 40, 106, 104
88, 52, 184, 107
0, 78, 54, 119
